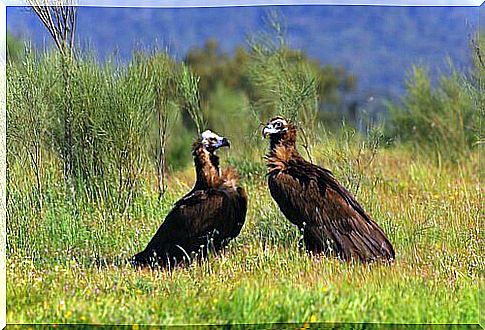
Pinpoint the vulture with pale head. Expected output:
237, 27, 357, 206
132, 130, 247, 268
262, 116, 395, 263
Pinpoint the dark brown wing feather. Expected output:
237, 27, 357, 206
232, 187, 248, 238
132, 187, 247, 268
268, 159, 395, 262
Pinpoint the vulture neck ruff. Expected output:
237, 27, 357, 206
265, 126, 302, 171
192, 141, 221, 189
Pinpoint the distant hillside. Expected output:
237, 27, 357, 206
6, 5, 481, 99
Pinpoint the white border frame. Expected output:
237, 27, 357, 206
0, 1, 6, 329
2, 0, 485, 6
1, 1, 483, 329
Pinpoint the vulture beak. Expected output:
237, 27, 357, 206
262, 124, 279, 138
217, 137, 231, 149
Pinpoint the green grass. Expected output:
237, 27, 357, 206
7, 144, 481, 325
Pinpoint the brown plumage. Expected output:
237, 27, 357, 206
262, 117, 395, 263
131, 130, 247, 268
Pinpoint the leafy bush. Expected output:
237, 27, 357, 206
6, 33, 24, 62
186, 13, 353, 169
314, 122, 387, 197
185, 39, 354, 110
203, 83, 253, 149
7, 48, 203, 213
387, 34, 483, 161
243, 13, 322, 161
7, 50, 56, 213
184, 15, 356, 141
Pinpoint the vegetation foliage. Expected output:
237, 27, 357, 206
6, 33, 24, 62
387, 34, 484, 161
6, 17, 483, 325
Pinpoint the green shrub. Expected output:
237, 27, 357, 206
387, 65, 481, 161
387, 33, 483, 161
7, 48, 203, 213
6, 33, 24, 62
314, 122, 387, 196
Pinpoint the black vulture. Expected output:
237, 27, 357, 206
262, 116, 395, 263
132, 130, 248, 268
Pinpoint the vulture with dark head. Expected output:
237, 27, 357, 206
262, 116, 395, 263
131, 130, 248, 268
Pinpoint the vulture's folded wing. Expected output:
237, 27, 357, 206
143, 189, 231, 252
230, 187, 248, 238
269, 164, 395, 262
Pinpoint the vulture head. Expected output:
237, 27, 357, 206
262, 116, 296, 149
192, 130, 231, 189
262, 116, 290, 138
200, 130, 230, 153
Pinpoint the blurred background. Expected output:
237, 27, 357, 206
7, 5, 482, 121
5, 3, 483, 210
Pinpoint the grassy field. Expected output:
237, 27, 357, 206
7, 142, 481, 325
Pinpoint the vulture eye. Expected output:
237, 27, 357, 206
209, 137, 217, 143
274, 122, 282, 128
